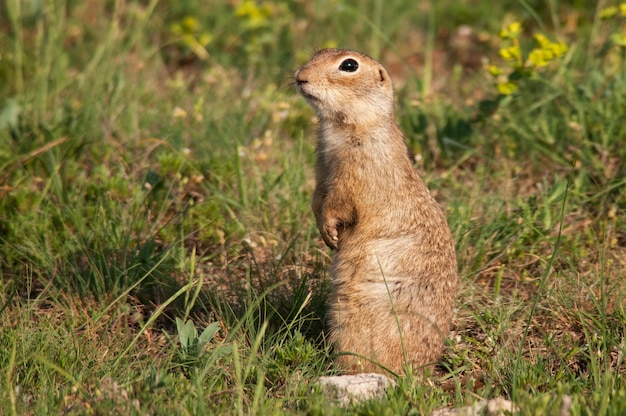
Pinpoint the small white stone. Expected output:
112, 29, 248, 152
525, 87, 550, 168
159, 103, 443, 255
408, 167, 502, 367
318, 373, 395, 405
431, 397, 518, 416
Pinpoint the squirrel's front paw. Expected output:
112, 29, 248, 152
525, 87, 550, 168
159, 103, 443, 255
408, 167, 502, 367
322, 218, 340, 250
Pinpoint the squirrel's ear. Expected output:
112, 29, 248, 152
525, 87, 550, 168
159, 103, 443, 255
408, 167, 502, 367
379, 69, 386, 83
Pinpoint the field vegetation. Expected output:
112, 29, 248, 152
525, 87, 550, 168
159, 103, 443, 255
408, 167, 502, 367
1, 0, 625, 414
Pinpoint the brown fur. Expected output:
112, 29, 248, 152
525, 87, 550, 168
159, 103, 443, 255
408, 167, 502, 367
295, 48, 458, 375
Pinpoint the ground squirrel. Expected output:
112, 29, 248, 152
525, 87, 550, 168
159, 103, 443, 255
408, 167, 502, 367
295, 48, 458, 375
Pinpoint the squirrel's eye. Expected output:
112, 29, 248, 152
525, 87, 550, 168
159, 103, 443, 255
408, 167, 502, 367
338, 58, 359, 72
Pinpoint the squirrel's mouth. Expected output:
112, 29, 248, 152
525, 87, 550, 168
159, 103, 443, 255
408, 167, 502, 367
295, 78, 319, 102
299, 90, 319, 102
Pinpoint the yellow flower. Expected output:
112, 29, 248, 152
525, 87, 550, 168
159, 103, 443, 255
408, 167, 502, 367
621, 3, 626, 16
533, 33, 550, 48
488, 65, 503, 76
198, 32, 212, 47
497, 81, 518, 95
499, 22, 522, 39
499, 45, 521, 62
170, 16, 212, 59
547, 41, 568, 58
533, 34, 567, 58
528, 49, 552, 67
235, 0, 272, 29
182, 16, 198, 32
171, 17, 199, 35
600, 6, 618, 19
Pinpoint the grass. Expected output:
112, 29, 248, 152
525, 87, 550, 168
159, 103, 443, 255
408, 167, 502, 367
1, 0, 625, 414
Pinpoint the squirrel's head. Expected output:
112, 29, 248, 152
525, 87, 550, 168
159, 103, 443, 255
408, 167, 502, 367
295, 49, 395, 127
